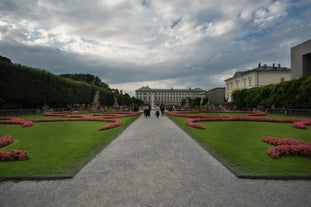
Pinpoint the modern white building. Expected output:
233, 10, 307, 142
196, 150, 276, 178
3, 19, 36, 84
225, 63, 291, 102
135, 86, 205, 107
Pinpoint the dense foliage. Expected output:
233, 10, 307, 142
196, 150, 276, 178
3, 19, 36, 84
232, 76, 311, 109
60, 73, 109, 89
0, 56, 142, 109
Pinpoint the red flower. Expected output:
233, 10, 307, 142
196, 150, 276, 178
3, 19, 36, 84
263, 136, 311, 158
0, 149, 28, 161
0, 135, 14, 147
99, 119, 123, 130
292, 120, 311, 129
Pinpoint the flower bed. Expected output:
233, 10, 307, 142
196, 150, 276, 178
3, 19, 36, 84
292, 120, 311, 129
263, 136, 311, 146
1, 118, 34, 127
263, 136, 311, 158
0, 149, 28, 161
0, 135, 14, 147
33, 117, 123, 131
0, 135, 29, 161
0, 111, 138, 131
186, 119, 206, 129
99, 119, 123, 130
168, 111, 310, 130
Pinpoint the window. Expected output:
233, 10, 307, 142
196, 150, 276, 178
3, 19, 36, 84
248, 77, 252, 86
280, 77, 285, 83
235, 80, 240, 88
243, 79, 247, 87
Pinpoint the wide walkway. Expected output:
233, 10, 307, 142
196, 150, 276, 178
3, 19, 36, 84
0, 113, 310, 206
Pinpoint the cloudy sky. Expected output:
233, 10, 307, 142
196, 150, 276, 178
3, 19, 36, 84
1, 0, 310, 96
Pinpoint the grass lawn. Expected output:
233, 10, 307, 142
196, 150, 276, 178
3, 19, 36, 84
169, 114, 311, 179
0, 114, 139, 180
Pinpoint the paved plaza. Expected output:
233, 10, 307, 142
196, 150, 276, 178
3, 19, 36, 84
0, 113, 310, 206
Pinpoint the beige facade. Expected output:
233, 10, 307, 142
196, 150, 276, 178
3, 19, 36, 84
225, 63, 291, 102
135, 86, 205, 107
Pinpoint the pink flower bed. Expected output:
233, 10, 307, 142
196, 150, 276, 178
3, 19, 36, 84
0, 135, 28, 161
263, 136, 311, 158
0, 135, 14, 147
1, 111, 138, 131
183, 116, 299, 130
2, 118, 34, 127
292, 120, 311, 129
99, 119, 123, 130
33, 116, 123, 131
168, 111, 311, 130
263, 136, 310, 146
186, 119, 206, 129
0, 149, 28, 161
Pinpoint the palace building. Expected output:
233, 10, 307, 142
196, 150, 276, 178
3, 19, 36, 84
225, 63, 291, 102
135, 86, 205, 108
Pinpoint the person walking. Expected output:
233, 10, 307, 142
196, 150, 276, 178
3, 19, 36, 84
155, 104, 160, 119
143, 105, 150, 118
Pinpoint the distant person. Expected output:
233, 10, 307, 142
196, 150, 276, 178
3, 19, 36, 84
160, 103, 165, 116
143, 105, 150, 118
155, 104, 160, 119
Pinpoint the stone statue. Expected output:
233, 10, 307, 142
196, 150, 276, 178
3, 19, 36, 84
113, 96, 119, 109
90, 90, 100, 111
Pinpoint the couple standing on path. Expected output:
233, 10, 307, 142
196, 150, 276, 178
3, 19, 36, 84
144, 103, 165, 119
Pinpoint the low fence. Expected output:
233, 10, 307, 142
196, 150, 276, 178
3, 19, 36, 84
266, 108, 311, 117
0, 108, 65, 117
0, 109, 41, 117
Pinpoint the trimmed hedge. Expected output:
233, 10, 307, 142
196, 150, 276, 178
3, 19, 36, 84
232, 76, 311, 109
0, 59, 143, 109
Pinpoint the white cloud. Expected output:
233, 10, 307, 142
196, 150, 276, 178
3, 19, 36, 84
254, 1, 288, 28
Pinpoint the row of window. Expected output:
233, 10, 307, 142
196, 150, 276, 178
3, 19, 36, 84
138, 96, 184, 101
226, 77, 253, 91
136, 92, 197, 96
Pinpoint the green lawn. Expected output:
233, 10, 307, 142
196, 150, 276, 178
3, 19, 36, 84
169, 114, 311, 179
0, 115, 139, 180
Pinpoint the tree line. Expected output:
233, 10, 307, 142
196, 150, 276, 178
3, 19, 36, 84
0, 56, 143, 109
232, 76, 311, 109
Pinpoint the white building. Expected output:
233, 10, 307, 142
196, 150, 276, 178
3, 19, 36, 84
135, 86, 205, 107
225, 63, 291, 102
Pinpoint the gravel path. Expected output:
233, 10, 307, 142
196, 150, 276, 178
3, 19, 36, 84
0, 114, 310, 207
